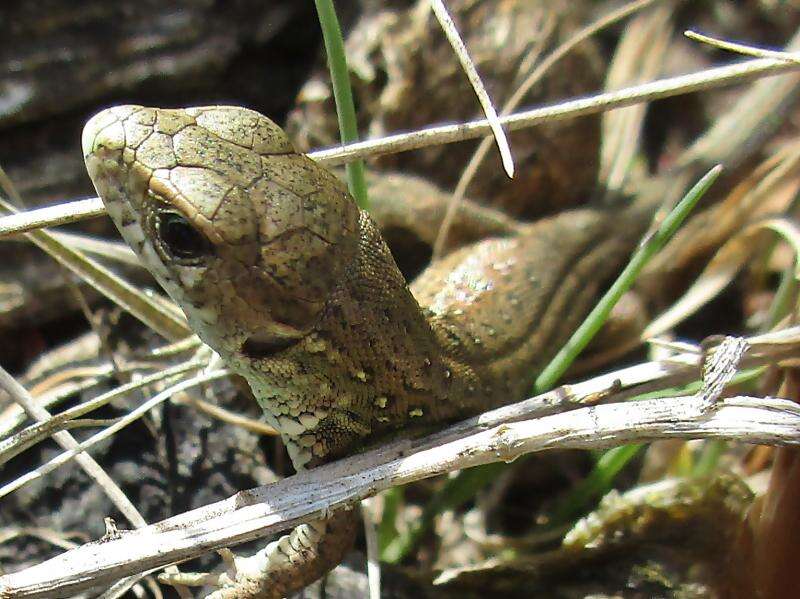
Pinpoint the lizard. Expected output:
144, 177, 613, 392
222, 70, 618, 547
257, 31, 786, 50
82, 104, 659, 598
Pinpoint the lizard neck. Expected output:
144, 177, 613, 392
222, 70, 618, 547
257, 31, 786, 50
232, 211, 479, 468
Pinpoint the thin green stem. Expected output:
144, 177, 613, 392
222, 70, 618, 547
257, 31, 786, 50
534, 165, 723, 392
765, 263, 799, 329
381, 462, 507, 562
693, 440, 727, 477
377, 487, 403, 556
313, 0, 369, 209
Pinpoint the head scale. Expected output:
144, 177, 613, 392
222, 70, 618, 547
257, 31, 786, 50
83, 105, 360, 362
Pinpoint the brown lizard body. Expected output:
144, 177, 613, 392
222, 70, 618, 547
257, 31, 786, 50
83, 105, 653, 597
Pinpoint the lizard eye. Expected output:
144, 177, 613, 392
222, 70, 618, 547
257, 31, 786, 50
155, 212, 212, 264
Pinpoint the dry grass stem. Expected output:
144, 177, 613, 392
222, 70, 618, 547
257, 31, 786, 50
1, 53, 800, 238
428, 0, 514, 177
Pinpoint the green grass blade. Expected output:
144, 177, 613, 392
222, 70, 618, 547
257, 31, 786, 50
692, 439, 727, 477
381, 462, 507, 563
535, 165, 723, 392
377, 487, 402, 556
313, 0, 369, 210
765, 263, 799, 329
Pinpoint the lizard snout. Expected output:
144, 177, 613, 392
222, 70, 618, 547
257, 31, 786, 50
82, 105, 142, 160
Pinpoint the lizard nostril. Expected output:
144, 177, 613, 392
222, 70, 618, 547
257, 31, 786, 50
83, 125, 125, 162
83, 111, 119, 158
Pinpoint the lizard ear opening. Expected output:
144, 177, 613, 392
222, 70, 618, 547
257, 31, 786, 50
241, 333, 299, 358
154, 211, 213, 265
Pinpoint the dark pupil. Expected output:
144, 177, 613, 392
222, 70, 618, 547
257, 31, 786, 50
158, 213, 209, 260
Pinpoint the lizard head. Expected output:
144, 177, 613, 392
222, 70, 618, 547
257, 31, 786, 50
83, 105, 360, 363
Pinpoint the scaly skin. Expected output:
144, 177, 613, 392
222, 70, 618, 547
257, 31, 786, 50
82, 105, 653, 598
